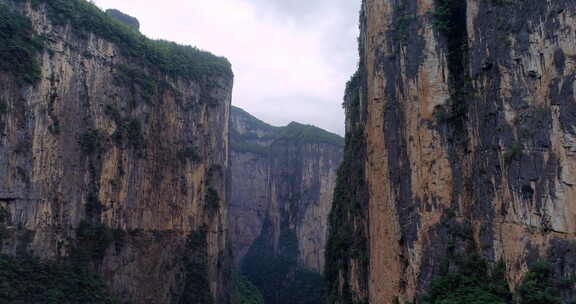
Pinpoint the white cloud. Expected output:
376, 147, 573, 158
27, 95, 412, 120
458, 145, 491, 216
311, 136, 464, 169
93, 0, 359, 135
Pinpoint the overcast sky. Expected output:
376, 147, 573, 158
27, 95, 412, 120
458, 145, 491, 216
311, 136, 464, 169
93, 0, 360, 136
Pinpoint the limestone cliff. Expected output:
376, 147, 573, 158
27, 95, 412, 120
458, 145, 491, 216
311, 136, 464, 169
229, 106, 343, 304
0, 1, 232, 303
327, 0, 576, 303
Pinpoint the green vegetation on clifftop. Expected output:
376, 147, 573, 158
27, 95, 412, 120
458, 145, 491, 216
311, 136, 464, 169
230, 106, 344, 154
8, 0, 231, 82
105, 8, 139, 30
278, 122, 344, 146
0, 3, 43, 84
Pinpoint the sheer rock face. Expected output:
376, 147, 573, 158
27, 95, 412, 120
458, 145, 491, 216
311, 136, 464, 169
328, 0, 576, 303
229, 106, 343, 273
0, 1, 232, 303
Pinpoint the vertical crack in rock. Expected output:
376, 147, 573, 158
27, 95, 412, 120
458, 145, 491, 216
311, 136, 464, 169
0, 1, 233, 303
327, 0, 576, 303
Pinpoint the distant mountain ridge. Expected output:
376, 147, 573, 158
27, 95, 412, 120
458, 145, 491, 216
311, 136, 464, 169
230, 106, 343, 154
229, 106, 343, 304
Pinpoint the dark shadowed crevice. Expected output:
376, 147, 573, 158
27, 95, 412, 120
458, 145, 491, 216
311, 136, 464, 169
435, 0, 468, 87
325, 68, 370, 304
432, 0, 471, 138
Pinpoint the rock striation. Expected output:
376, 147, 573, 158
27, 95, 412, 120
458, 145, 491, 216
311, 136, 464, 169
0, 1, 232, 303
327, 0, 576, 303
229, 106, 343, 304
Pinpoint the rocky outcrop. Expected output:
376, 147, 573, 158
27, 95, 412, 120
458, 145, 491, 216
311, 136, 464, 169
0, 1, 232, 303
229, 106, 343, 303
327, 0, 576, 303
106, 9, 140, 31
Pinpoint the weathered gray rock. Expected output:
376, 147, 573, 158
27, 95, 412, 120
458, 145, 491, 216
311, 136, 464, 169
0, 1, 232, 303
327, 0, 576, 303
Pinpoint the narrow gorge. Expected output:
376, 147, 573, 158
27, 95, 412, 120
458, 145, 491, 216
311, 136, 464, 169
2, 0, 576, 303
0, 1, 345, 303
229, 106, 343, 304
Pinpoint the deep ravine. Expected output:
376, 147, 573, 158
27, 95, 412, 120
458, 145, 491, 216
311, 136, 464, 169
4, 0, 576, 304
229, 106, 343, 304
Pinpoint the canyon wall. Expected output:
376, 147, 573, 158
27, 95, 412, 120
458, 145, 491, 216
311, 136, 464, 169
229, 106, 343, 304
0, 1, 232, 303
327, 0, 576, 303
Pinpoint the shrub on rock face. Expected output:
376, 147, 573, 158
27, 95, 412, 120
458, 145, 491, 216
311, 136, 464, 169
420, 258, 571, 304
0, 254, 117, 303
421, 256, 512, 304
231, 274, 264, 304
518, 262, 562, 304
